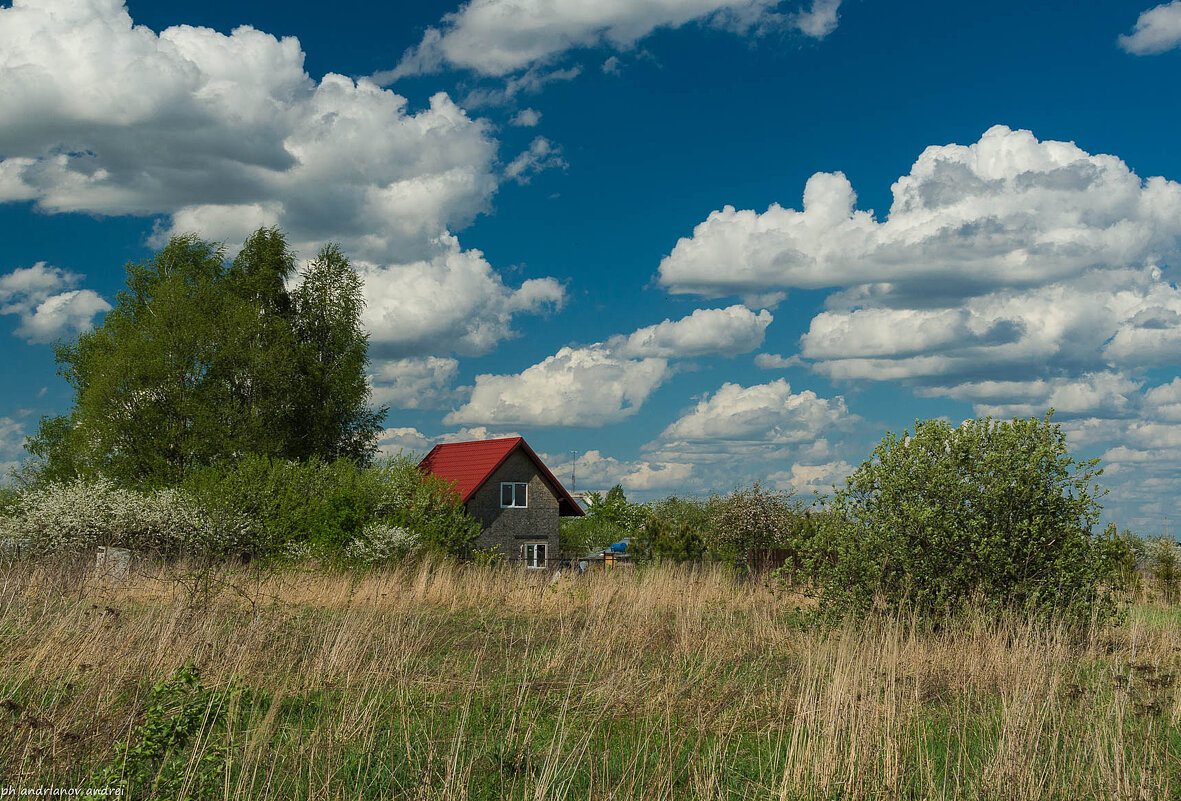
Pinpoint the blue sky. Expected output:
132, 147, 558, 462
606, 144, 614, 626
2, 0, 1180, 533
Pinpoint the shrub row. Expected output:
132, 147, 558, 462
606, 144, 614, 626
565, 415, 1144, 625
0, 455, 481, 563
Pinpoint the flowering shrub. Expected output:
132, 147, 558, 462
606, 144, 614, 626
344, 522, 418, 565
704, 483, 809, 559
0, 477, 255, 558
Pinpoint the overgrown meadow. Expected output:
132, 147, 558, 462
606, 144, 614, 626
1, 556, 1179, 800
4, 230, 1179, 799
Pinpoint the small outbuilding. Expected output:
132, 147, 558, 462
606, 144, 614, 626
419, 437, 584, 568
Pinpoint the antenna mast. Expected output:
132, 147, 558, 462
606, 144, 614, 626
571, 450, 577, 492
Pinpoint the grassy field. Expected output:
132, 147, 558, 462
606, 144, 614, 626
1, 558, 1179, 800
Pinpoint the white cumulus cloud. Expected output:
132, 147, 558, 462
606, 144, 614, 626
660, 127, 1181, 429
543, 449, 696, 494
376, 424, 521, 457
510, 108, 542, 127
653, 379, 853, 455
0, 263, 110, 343
370, 356, 461, 410
0, 416, 25, 478
613, 305, 772, 358
660, 125, 1181, 302
447, 345, 672, 427
0, 0, 559, 358
360, 235, 564, 358
446, 305, 772, 427
1119, 1, 1181, 55
628, 378, 859, 497
768, 459, 853, 494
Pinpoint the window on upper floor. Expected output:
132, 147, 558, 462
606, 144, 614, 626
501, 481, 528, 508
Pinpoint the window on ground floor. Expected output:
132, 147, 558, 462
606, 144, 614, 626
522, 542, 547, 568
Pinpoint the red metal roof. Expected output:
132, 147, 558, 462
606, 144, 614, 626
418, 437, 585, 516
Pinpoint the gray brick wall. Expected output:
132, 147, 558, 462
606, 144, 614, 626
465, 449, 560, 564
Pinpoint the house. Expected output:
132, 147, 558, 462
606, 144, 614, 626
418, 437, 584, 567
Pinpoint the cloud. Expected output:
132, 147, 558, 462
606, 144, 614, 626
767, 459, 853, 494
510, 108, 542, 127
0, 416, 23, 456
612, 305, 772, 358
0, 0, 559, 358
388, 0, 843, 78
0, 416, 25, 479
1061, 400, 1181, 531
1119, 1, 1181, 55
659, 125, 1181, 302
359, 235, 564, 358
438, 374, 856, 499
458, 66, 582, 108
0, 263, 110, 343
921, 372, 1144, 420
376, 424, 520, 457
376, 426, 435, 456
543, 449, 696, 493
754, 352, 803, 369
652, 379, 854, 458
0, 2, 495, 252
447, 344, 672, 427
791, 0, 841, 38
370, 356, 461, 410
446, 305, 771, 427
1145, 377, 1181, 421
600, 378, 861, 498
800, 266, 1181, 384
660, 127, 1181, 420
504, 137, 567, 184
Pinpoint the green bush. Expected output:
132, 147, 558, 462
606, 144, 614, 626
632, 516, 706, 562
1148, 537, 1181, 602
180, 454, 479, 560
90, 663, 250, 799
559, 515, 625, 558
180, 455, 375, 555
648, 495, 712, 535
559, 484, 647, 557
815, 413, 1122, 621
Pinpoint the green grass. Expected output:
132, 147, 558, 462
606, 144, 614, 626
1, 560, 1178, 800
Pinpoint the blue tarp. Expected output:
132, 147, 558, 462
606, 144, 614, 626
610, 540, 628, 553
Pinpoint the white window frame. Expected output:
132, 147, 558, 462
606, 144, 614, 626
522, 542, 547, 569
500, 481, 528, 508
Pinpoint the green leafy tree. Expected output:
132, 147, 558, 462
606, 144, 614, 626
815, 413, 1120, 620
27, 230, 384, 484
221, 228, 301, 455
32, 235, 238, 483
560, 484, 647, 557
289, 243, 385, 462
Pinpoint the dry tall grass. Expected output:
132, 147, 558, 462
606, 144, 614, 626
1, 557, 1178, 799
